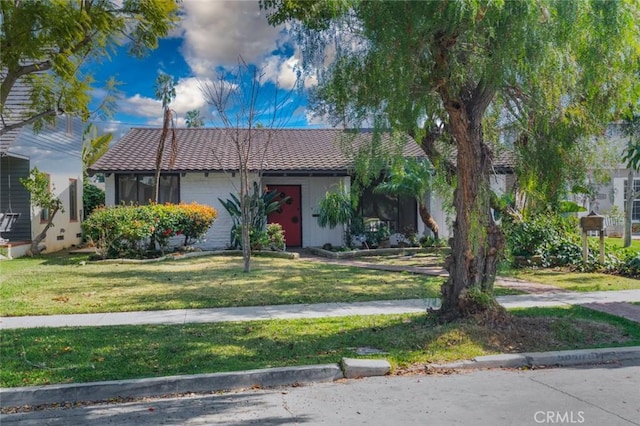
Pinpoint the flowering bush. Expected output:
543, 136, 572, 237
83, 202, 217, 259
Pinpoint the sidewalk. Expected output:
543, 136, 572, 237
3, 290, 640, 330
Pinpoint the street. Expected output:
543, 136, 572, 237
3, 360, 639, 425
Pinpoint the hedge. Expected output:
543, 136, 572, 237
83, 202, 217, 259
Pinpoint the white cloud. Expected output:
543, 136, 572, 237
180, 1, 285, 77
120, 94, 162, 118
260, 52, 317, 90
119, 77, 214, 125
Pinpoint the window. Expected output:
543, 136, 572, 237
69, 179, 78, 221
116, 174, 180, 205
358, 178, 417, 233
623, 179, 640, 222
40, 173, 51, 223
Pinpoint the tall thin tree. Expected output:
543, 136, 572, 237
200, 57, 295, 272
153, 73, 178, 203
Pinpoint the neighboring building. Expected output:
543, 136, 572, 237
577, 124, 640, 235
1, 81, 84, 258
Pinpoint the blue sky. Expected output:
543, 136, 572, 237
86, 1, 323, 140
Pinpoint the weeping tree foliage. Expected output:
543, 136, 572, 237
374, 157, 439, 240
0, 0, 179, 135
262, 0, 640, 320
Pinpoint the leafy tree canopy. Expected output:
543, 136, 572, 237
263, 0, 640, 320
0, 0, 179, 135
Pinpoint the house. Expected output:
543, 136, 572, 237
0, 81, 84, 258
89, 128, 428, 249
89, 128, 513, 249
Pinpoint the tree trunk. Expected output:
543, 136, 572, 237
154, 108, 172, 203
438, 98, 504, 322
624, 168, 635, 248
28, 206, 60, 256
240, 169, 251, 273
418, 201, 439, 240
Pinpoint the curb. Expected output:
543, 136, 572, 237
0, 359, 390, 408
2, 347, 638, 408
429, 346, 640, 370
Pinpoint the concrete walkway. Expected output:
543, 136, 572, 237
3, 290, 640, 330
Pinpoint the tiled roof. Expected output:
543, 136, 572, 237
88, 128, 427, 174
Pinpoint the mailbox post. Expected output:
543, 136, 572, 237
579, 211, 605, 264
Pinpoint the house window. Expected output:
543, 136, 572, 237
623, 179, 640, 222
358, 180, 417, 233
116, 174, 180, 205
40, 173, 51, 223
69, 179, 78, 221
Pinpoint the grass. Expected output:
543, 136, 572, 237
0, 253, 447, 316
1, 306, 637, 388
503, 268, 640, 292
595, 237, 640, 251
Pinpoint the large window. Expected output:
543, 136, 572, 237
69, 179, 78, 221
359, 182, 417, 233
623, 179, 640, 222
116, 174, 180, 205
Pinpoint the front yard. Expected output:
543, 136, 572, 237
504, 269, 640, 292
0, 253, 443, 316
2, 251, 640, 390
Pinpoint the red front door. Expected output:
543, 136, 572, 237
267, 185, 302, 247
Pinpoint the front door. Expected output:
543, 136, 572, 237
267, 185, 302, 247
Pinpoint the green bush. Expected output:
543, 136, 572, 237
83, 203, 217, 259
83, 182, 105, 217
504, 213, 640, 277
266, 223, 286, 250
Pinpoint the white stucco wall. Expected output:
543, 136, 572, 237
103, 172, 348, 249
180, 172, 242, 249
32, 166, 83, 253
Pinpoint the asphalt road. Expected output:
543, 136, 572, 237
3, 360, 639, 426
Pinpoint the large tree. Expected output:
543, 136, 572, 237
262, 0, 640, 320
0, 0, 179, 135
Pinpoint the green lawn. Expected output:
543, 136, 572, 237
503, 268, 640, 292
597, 237, 640, 251
2, 306, 637, 388
0, 253, 447, 316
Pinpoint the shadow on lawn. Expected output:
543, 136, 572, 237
61, 258, 442, 311
2, 305, 637, 389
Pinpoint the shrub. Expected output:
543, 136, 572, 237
83, 182, 105, 217
504, 213, 640, 276
83, 202, 217, 259
266, 223, 286, 250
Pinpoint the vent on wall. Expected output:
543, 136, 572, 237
57, 235, 64, 241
